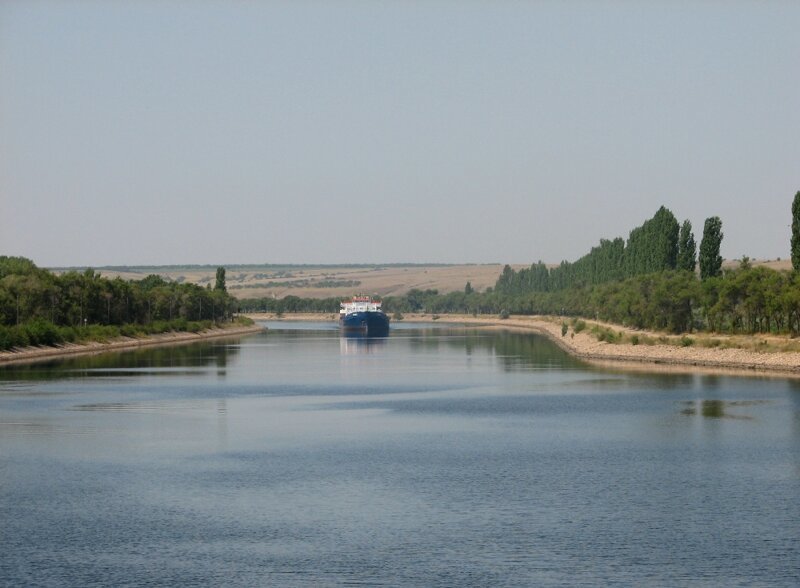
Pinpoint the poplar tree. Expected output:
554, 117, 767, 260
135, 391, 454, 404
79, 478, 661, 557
699, 216, 723, 280
215, 267, 227, 291
792, 191, 800, 270
676, 219, 697, 272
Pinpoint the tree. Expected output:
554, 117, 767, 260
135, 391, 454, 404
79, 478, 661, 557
699, 216, 723, 280
464, 281, 473, 295
676, 219, 697, 272
215, 267, 226, 292
791, 191, 800, 270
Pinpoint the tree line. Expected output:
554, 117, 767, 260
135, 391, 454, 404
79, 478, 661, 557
495, 206, 726, 296
0, 257, 239, 350
242, 192, 800, 337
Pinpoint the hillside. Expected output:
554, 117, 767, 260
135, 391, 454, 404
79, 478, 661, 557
50, 264, 521, 299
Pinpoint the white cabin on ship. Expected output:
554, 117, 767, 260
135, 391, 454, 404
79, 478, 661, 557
340, 295, 382, 316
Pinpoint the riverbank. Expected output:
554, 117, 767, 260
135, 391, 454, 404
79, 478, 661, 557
0, 324, 265, 366
246, 312, 800, 376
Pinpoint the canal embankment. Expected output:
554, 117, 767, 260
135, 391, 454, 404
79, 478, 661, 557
0, 324, 265, 366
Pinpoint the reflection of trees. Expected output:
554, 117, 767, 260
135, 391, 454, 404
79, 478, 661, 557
407, 328, 583, 370
0, 340, 240, 381
701, 399, 725, 418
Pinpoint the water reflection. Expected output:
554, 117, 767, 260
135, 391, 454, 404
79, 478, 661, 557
339, 333, 388, 355
0, 340, 240, 382
2, 323, 800, 587
680, 399, 767, 420
408, 328, 584, 370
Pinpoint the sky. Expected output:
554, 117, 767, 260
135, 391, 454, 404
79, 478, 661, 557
1, 1, 798, 267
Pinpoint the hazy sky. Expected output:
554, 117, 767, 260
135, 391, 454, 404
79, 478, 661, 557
1, 1, 798, 267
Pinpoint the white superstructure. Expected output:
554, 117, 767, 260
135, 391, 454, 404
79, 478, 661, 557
340, 295, 382, 315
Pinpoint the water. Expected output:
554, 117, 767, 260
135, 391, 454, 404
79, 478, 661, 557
1, 322, 799, 586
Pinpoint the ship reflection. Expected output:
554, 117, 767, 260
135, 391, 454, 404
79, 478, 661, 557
339, 332, 388, 355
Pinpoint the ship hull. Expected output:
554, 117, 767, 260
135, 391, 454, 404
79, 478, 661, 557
339, 311, 390, 336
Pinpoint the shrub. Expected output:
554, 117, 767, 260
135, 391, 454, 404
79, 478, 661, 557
680, 336, 694, 347
596, 328, 618, 343
630, 334, 639, 345
59, 326, 78, 343
120, 324, 142, 338
561, 322, 568, 337
0, 326, 15, 350
574, 320, 586, 333
23, 319, 63, 347
393, 311, 404, 321
500, 309, 510, 319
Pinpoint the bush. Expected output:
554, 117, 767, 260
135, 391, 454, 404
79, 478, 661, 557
150, 321, 170, 334
574, 320, 586, 333
392, 311, 404, 321
23, 319, 63, 347
630, 334, 639, 346
59, 326, 78, 343
561, 322, 568, 337
0, 326, 15, 350
120, 324, 142, 338
500, 309, 510, 319
597, 328, 618, 343
680, 336, 694, 347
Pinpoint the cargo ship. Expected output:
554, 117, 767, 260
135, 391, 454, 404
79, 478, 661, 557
339, 295, 390, 336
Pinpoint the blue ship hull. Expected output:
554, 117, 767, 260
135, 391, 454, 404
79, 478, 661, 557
340, 311, 390, 336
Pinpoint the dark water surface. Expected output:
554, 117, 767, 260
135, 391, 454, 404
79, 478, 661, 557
1, 323, 799, 586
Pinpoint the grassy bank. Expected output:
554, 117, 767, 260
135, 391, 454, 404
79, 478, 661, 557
0, 318, 263, 366
0, 316, 255, 351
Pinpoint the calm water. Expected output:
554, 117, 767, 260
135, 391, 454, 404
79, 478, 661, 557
1, 322, 799, 586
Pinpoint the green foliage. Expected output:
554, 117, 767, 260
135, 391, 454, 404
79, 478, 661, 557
792, 191, 800, 270
215, 266, 227, 292
624, 206, 679, 276
573, 319, 586, 333
680, 336, 694, 347
561, 322, 568, 337
591, 325, 617, 343
495, 207, 679, 296
0, 258, 239, 350
464, 281, 473, 295
676, 220, 696, 272
0, 256, 40, 279
23, 318, 63, 346
699, 216, 723, 280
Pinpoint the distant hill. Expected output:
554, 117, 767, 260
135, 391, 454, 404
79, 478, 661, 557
48, 263, 519, 299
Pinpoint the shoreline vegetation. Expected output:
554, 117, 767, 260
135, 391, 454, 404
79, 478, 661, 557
7, 198, 800, 373
0, 256, 263, 365
0, 322, 265, 366
249, 312, 800, 377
